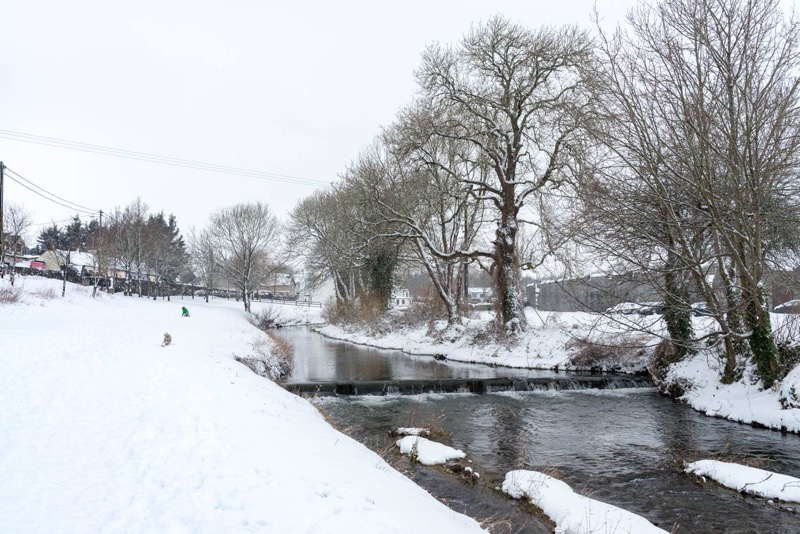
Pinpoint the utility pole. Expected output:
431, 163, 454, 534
93, 210, 104, 298
0, 161, 5, 279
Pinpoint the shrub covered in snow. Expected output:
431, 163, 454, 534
249, 307, 282, 329
777, 342, 800, 383
235, 334, 294, 381
779, 364, 800, 409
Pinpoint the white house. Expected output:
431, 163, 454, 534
467, 287, 493, 303
390, 288, 412, 309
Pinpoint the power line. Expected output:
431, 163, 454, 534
4, 172, 98, 215
29, 214, 99, 228
0, 129, 332, 188
6, 167, 98, 213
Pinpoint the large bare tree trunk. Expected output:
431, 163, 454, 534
494, 208, 527, 333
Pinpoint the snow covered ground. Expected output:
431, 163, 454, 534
0, 276, 484, 533
248, 298, 325, 326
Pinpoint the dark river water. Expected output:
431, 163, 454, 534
276, 328, 800, 533
282, 326, 543, 383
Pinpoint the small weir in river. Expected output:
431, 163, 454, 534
275, 327, 800, 533
287, 375, 654, 396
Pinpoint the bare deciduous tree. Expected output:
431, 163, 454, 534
188, 227, 218, 303
345, 114, 490, 325
288, 187, 384, 308
206, 202, 282, 313
107, 199, 149, 296
584, 0, 800, 385
416, 16, 594, 333
2, 202, 32, 286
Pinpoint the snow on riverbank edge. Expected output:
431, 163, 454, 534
666, 354, 800, 434
315, 307, 652, 373
502, 470, 668, 534
395, 436, 466, 466
685, 459, 800, 503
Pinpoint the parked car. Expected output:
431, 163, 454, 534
774, 299, 800, 314
691, 302, 714, 317
638, 302, 665, 315
605, 302, 642, 315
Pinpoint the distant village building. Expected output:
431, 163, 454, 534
1, 232, 26, 271
27, 250, 156, 290
390, 288, 412, 309
34, 250, 100, 277
259, 272, 297, 299
530, 273, 661, 312
467, 287, 493, 303
528, 269, 800, 313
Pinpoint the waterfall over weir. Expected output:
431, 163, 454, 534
284, 375, 654, 396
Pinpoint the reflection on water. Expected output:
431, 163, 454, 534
276, 327, 555, 383
319, 389, 800, 533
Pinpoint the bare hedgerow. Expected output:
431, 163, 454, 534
322, 295, 386, 334
248, 307, 282, 330
566, 335, 650, 373
321, 299, 357, 325
0, 286, 22, 304
31, 286, 58, 300
235, 333, 294, 382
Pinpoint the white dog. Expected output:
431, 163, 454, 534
162, 332, 172, 347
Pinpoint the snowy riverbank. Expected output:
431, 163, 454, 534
316, 308, 653, 372
0, 276, 483, 533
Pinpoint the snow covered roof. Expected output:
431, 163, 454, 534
67, 251, 96, 267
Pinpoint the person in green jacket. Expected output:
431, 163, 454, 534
181, 306, 190, 317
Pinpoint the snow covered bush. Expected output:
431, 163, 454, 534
395, 301, 441, 330
779, 364, 800, 409
235, 334, 294, 381
567, 335, 651, 373
777, 342, 800, 382
772, 314, 800, 381
249, 307, 282, 329
321, 296, 386, 334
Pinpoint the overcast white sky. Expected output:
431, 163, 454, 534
0, 0, 636, 239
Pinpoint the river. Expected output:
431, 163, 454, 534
276, 327, 800, 533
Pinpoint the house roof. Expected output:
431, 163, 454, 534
68, 251, 96, 267
268, 273, 295, 286
37, 250, 96, 267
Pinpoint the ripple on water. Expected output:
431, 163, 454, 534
288, 330, 800, 533
319, 387, 800, 533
